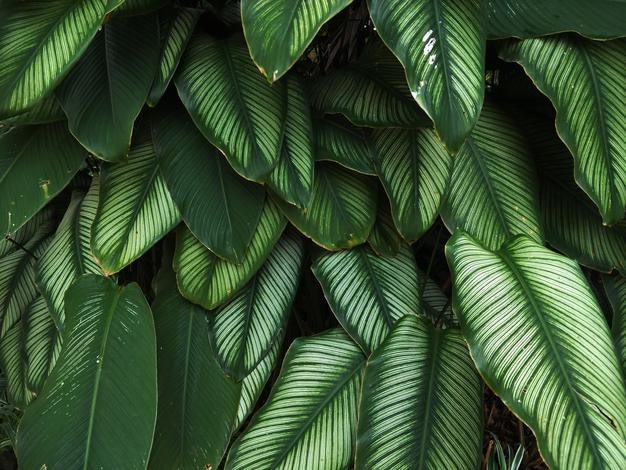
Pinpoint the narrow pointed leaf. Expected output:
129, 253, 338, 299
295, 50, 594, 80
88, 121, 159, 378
56, 13, 160, 161
175, 34, 285, 181
226, 329, 365, 470
500, 36, 626, 225
368, 0, 485, 151
603, 275, 626, 375
16, 275, 157, 469
356, 314, 483, 469
447, 232, 626, 469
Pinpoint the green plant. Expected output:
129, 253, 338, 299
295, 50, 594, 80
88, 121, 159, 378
0, 0, 625, 469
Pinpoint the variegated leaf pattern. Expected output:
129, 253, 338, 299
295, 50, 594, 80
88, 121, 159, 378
603, 275, 626, 375
447, 232, 626, 469
0, 209, 53, 259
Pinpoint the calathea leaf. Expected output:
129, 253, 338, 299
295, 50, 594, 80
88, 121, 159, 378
114, 0, 168, 15
447, 231, 626, 469
368, 0, 486, 151
367, 191, 402, 257
175, 33, 285, 182
603, 275, 626, 375
499, 36, 626, 225
0, 94, 65, 127
356, 314, 483, 470
0, 208, 54, 259
226, 329, 365, 470
56, 13, 160, 161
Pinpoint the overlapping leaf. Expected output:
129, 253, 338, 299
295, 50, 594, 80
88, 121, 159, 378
367, 192, 402, 256
603, 275, 626, 375
0, 95, 64, 127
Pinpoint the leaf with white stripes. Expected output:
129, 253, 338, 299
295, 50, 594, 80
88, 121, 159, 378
441, 104, 542, 250
0, 0, 122, 116
210, 230, 303, 380
38, 181, 101, 330
92, 129, 181, 274
268, 75, 314, 208
313, 244, 420, 354
356, 314, 483, 469
374, 127, 451, 242
175, 33, 285, 182
277, 163, 377, 250
241, 0, 352, 81
174, 198, 287, 310
500, 36, 626, 225
603, 275, 626, 375
367, 192, 402, 256
447, 231, 626, 469
0, 208, 53, 259
226, 328, 365, 470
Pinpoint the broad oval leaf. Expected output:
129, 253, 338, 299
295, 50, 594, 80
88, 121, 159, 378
175, 33, 285, 181
0, 122, 86, 235
277, 163, 377, 250
174, 198, 287, 310
152, 99, 264, 263
312, 244, 420, 354
356, 314, 483, 469
16, 275, 157, 469
368, 0, 485, 151
447, 232, 626, 469
0, 0, 122, 116
226, 329, 365, 470
56, 13, 160, 161
241, 0, 352, 81
499, 36, 626, 225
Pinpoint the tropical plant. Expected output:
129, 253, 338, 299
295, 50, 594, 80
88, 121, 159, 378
0, 0, 625, 469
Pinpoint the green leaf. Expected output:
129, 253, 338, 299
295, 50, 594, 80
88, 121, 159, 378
312, 244, 420, 354
603, 275, 626, 375
0, 0, 122, 116
152, 98, 264, 263
441, 104, 542, 250
149, 263, 241, 470
226, 329, 365, 470
267, 75, 314, 208
114, 0, 168, 15
241, 0, 352, 81
38, 181, 101, 330
174, 198, 287, 310
56, 13, 160, 161
499, 36, 626, 225
447, 232, 626, 469
0, 208, 53, 259
367, 192, 402, 256
368, 0, 485, 151
277, 163, 377, 250
487, 1, 626, 40
0, 297, 61, 408
356, 314, 483, 469
16, 275, 157, 469
0, 122, 86, 235
92, 129, 181, 274
374, 127, 451, 242
210, 229, 303, 380
0, 94, 65, 127
148, 7, 201, 107
419, 270, 453, 325
175, 33, 285, 182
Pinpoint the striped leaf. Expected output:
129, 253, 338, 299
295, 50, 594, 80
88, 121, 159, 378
441, 104, 542, 250
268, 75, 314, 208
500, 36, 626, 225
447, 231, 626, 469
175, 33, 285, 182
367, 192, 402, 256
277, 163, 377, 250
38, 181, 101, 330
0, 95, 65, 127
312, 244, 420, 354
16, 275, 157, 469
147, 7, 201, 107
174, 198, 287, 310
0, 0, 122, 116
356, 314, 483, 469
152, 98, 264, 263
374, 127, 451, 242
56, 13, 160, 161
368, 0, 485, 151
226, 329, 365, 470
0, 296, 60, 408
309, 43, 429, 128
241, 0, 352, 81
92, 129, 181, 274
0, 208, 53, 259
0, 122, 86, 235
149, 263, 241, 470
210, 230, 303, 380
487, 1, 626, 40
604, 275, 626, 376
